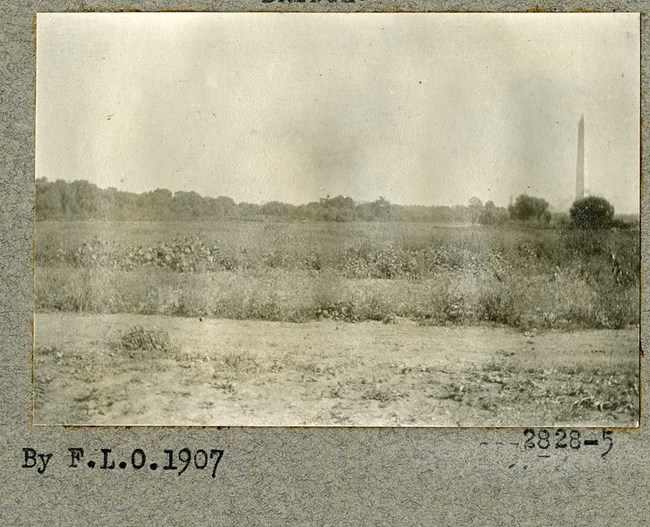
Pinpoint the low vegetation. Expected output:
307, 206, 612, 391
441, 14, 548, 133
35, 220, 639, 330
113, 326, 176, 354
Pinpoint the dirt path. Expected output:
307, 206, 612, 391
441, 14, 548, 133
33, 313, 639, 426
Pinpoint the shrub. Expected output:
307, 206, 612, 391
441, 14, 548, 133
508, 194, 550, 223
115, 326, 175, 354
570, 197, 615, 229
479, 287, 522, 326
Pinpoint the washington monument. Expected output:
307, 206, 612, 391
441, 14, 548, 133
575, 115, 585, 200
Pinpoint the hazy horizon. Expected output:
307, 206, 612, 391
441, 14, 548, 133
38, 178, 645, 217
36, 13, 641, 214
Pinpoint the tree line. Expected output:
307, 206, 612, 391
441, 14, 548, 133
35, 178, 631, 228
35, 178, 502, 223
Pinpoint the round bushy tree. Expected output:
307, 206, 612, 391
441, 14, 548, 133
570, 196, 614, 229
508, 194, 550, 223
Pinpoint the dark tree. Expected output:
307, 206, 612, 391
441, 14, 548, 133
508, 194, 550, 223
570, 196, 615, 229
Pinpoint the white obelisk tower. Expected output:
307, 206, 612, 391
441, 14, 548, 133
575, 116, 585, 200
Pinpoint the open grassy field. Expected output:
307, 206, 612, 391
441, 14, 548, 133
35, 220, 639, 330
33, 220, 640, 425
34, 313, 639, 426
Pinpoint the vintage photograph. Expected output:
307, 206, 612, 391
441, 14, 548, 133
34, 12, 640, 426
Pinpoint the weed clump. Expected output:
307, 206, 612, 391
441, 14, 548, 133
361, 384, 404, 403
114, 326, 176, 355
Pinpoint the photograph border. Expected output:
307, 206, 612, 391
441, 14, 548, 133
1, 1, 648, 525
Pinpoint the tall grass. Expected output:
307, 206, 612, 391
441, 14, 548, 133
35, 269, 638, 330
34, 221, 639, 329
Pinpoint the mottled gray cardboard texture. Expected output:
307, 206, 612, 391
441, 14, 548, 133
0, 1, 647, 525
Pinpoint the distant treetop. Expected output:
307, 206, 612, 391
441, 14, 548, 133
507, 194, 551, 224
570, 196, 615, 229
36, 178, 504, 223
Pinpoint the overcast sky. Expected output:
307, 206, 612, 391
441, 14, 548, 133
36, 13, 640, 213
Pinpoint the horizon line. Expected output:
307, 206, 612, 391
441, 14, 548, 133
35, 177, 641, 215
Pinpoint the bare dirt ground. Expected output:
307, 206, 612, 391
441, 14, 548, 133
33, 313, 639, 427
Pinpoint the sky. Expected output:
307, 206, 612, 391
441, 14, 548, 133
36, 13, 640, 213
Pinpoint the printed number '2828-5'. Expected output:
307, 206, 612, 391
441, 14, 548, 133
523, 429, 613, 457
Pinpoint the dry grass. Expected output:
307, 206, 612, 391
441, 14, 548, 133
109, 326, 177, 358
35, 220, 639, 330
